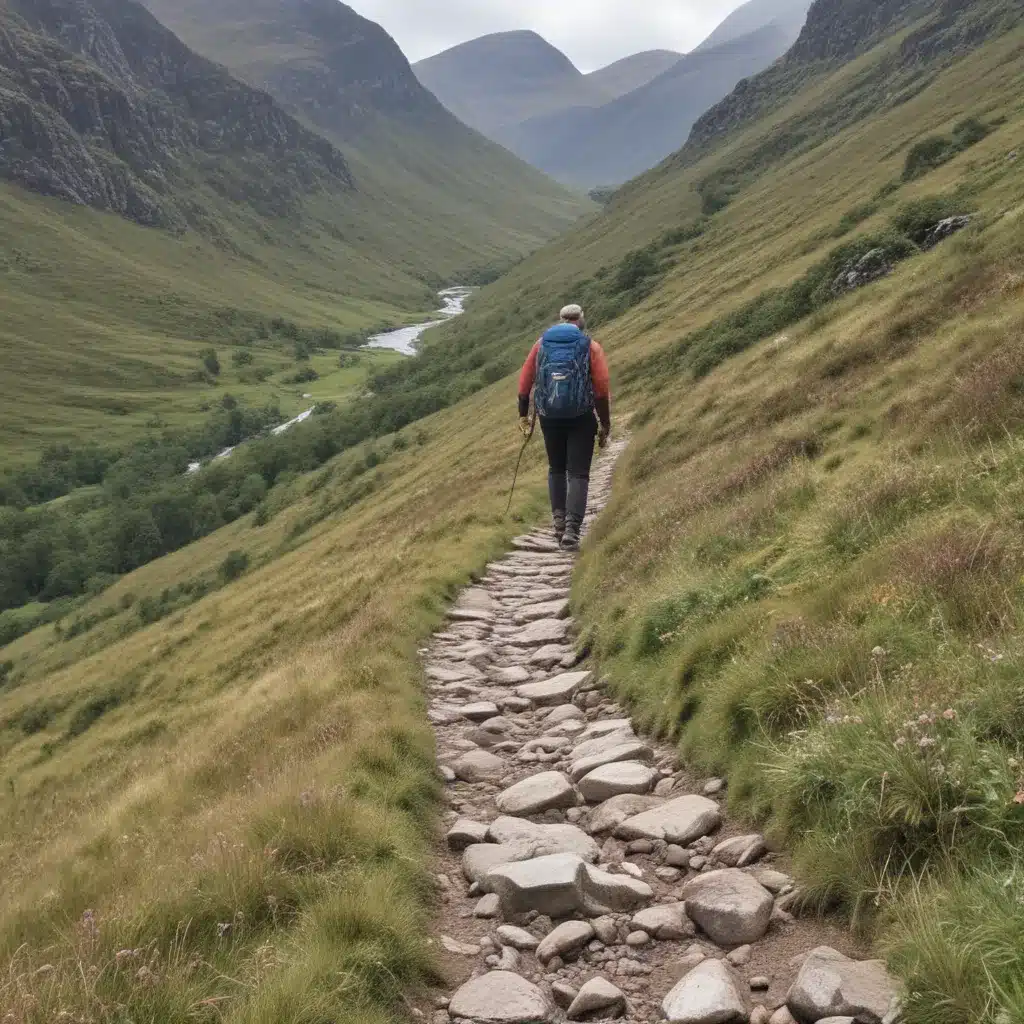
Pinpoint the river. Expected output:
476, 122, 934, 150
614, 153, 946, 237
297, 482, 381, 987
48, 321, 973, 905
366, 286, 472, 355
186, 287, 470, 473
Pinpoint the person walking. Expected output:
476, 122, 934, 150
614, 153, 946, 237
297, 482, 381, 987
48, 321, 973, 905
518, 303, 612, 551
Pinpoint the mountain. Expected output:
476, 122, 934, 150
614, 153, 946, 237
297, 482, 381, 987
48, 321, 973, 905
695, 0, 812, 51
413, 30, 602, 147
583, 49, 683, 98
0, 0, 353, 229
513, 23, 803, 188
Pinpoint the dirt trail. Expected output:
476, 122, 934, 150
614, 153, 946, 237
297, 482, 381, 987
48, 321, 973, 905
421, 437, 900, 1024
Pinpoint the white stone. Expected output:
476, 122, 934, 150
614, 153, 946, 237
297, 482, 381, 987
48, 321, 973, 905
583, 863, 653, 913
713, 834, 768, 868
487, 817, 599, 861
485, 853, 589, 917
496, 772, 577, 816
631, 903, 695, 940
514, 599, 571, 624
567, 978, 626, 1020
546, 704, 586, 725
474, 893, 501, 918
662, 959, 748, 1024
681, 869, 774, 947
460, 701, 501, 722
536, 920, 594, 964
447, 818, 489, 851
449, 972, 552, 1023
588, 794, 662, 835
787, 947, 901, 1024
578, 761, 658, 802
442, 935, 481, 956
518, 671, 592, 706
452, 749, 506, 783
571, 742, 654, 782
496, 925, 540, 950
509, 619, 571, 646
615, 795, 722, 843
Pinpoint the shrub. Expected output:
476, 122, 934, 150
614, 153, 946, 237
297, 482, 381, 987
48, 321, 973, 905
219, 550, 250, 583
285, 367, 320, 385
903, 117, 993, 180
231, 349, 254, 367
891, 195, 966, 244
200, 348, 221, 376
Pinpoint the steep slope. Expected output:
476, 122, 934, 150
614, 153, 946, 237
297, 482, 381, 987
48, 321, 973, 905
412, 29, 602, 146
694, 0, 812, 51
2, 2, 1023, 1023
0, 0, 353, 229
583, 49, 683, 98
514, 24, 801, 187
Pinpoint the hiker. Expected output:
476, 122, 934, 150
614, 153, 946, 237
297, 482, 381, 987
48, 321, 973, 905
518, 303, 612, 551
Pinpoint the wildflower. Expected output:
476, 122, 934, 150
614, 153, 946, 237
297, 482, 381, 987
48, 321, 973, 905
918, 736, 938, 749
919, 713, 934, 726
1014, 791, 1024, 806
894, 737, 908, 748
943, 709, 957, 721
136, 966, 158, 987
217, 922, 232, 937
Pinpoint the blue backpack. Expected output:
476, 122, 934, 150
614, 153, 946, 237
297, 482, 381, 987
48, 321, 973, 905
534, 324, 594, 419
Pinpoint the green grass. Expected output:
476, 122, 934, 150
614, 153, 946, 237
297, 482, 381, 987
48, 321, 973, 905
1, 3, 1023, 1021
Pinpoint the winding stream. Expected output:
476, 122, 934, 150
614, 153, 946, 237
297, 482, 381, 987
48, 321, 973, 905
186, 287, 470, 474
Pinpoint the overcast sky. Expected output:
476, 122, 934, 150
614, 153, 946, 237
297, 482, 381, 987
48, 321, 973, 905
351, 1, 743, 71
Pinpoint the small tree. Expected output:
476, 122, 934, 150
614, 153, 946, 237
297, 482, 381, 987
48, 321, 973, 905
219, 550, 250, 583
200, 348, 221, 376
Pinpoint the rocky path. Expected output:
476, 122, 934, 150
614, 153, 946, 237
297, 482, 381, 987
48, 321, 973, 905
421, 438, 901, 1024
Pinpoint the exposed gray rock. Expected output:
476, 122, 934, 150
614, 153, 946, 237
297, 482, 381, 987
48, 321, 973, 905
582, 864, 653, 912
921, 215, 972, 250
662, 959, 748, 1024
496, 925, 540, 950
682, 869, 774, 947
447, 818, 489, 851
460, 701, 501, 722
492, 665, 532, 685
442, 934, 481, 955
518, 671, 593, 706
552, 981, 579, 1009
485, 853, 589, 917
514, 599, 571, 623
787, 947, 901, 1024
546, 704, 586, 725
496, 772, 577, 816
536, 920, 594, 964
567, 977, 627, 1020
509, 619, 572, 646
452, 749, 506, 783
615, 795, 722, 844
630, 903, 695, 940
588, 794, 663, 835
571, 742, 655, 782
474, 893, 501, 918
713, 834, 767, 868
487, 817, 599, 861
831, 248, 893, 296
578, 761, 658, 802
448, 971, 552, 1023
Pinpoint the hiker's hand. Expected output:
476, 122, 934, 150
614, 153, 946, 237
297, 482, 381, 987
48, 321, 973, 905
519, 416, 534, 439
598, 426, 610, 449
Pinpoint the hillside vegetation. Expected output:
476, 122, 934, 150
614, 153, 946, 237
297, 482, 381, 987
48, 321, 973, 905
2, 0, 1024, 1022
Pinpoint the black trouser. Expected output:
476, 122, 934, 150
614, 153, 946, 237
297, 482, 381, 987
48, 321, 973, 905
540, 413, 597, 529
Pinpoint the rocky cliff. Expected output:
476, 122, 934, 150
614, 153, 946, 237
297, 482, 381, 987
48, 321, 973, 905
0, 0, 352, 228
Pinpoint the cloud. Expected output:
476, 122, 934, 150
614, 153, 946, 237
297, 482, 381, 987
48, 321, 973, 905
351, 0, 740, 70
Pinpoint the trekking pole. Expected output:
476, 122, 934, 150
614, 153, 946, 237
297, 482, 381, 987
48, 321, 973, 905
504, 410, 538, 517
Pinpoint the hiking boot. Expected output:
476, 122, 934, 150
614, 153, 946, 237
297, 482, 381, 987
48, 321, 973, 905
560, 521, 581, 552
552, 510, 566, 544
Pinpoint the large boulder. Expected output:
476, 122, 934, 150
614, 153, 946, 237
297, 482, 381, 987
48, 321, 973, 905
787, 948, 901, 1024
578, 761, 658, 802
682, 869, 774, 947
449, 971, 553, 1023
587, 794, 663, 835
496, 772, 577, 816
518, 671, 592, 706
487, 817, 599, 861
615, 794, 722, 843
662, 959, 748, 1024
485, 853, 590, 917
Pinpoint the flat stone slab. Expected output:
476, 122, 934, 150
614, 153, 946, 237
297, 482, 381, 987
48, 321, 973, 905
463, 842, 541, 885
487, 817, 599, 861
496, 771, 577, 816
448, 608, 494, 623
578, 761, 658, 802
496, 924, 540, 950
631, 902, 695, 940
426, 663, 484, 684
588, 794, 663, 834
570, 741, 654, 783
546, 704, 585, 725
662, 959, 748, 1024
485, 853, 590, 917
509, 618, 571, 647
492, 665, 532, 685
449, 971, 553, 1023
460, 701, 500, 722
446, 818, 489, 851
681, 869, 774, 947
615, 794, 722, 843
530, 644, 574, 666
514, 599, 571, 624
787, 947, 901, 1024
451, 749, 507, 783
517, 671, 592, 706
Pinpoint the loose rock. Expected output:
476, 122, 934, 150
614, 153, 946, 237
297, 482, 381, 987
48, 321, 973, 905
448, 972, 552, 1023
787, 947, 901, 1024
536, 920, 595, 964
662, 959, 748, 1024
496, 772, 578, 816
567, 978, 627, 1020
681, 870, 774, 947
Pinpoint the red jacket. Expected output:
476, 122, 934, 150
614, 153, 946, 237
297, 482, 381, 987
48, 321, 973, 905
518, 336, 612, 429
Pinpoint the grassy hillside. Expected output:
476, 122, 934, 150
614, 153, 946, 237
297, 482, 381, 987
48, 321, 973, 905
2, 1, 1024, 1023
